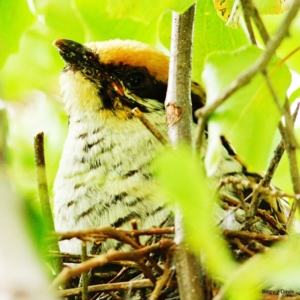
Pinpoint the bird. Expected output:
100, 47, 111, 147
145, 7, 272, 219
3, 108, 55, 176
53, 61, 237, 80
53, 38, 288, 258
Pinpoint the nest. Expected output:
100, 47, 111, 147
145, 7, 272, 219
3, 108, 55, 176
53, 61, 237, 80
48, 203, 289, 300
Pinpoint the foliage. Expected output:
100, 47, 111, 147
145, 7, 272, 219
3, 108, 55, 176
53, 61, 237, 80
2, 0, 300, 299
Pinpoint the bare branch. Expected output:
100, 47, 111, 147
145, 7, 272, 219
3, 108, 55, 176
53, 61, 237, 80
132, 107, 168, 145
51, 240, 174, 288
223, 230, 286, 242
165, 3, 204, 300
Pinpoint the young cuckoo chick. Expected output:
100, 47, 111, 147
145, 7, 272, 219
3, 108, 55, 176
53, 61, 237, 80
53, 39, 287, 256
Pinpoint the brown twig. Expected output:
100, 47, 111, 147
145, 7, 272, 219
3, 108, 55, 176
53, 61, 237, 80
257, 209, 287, 235
130, 219, 141, 246
232, 238, 255, 256
57, 279, 156, 297
149, 254, 173, 300
51, 239, 174, 288
223, 230, 286, 242
262, 103, 300, 188
219, 176, 300, 201
52, 226, 174, 242
80, 242, 88, 300
132, 107, 168, 145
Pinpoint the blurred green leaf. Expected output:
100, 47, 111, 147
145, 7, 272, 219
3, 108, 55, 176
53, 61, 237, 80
0, 27, 62, 100
263, 14, 300, 73
73, 0, 160, 45
223, 235, 300, 299
202, 46, 291, 173
289, 86, 300, 104
43, 0, 85, 41
105, 0, 194, 23
0, 0, 35, 68
154, 147, 237, 278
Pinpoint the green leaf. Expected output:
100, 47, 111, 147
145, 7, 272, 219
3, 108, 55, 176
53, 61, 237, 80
158, 0, 249, 81
154, 147, 237, 278
202, 46, 291, 173
0, 0, 35, 68
73, 0, 159, 46
105, 0, 194, 24
263, 14, 300, 74
289, 86, 300, 104
43, 0, 85, 41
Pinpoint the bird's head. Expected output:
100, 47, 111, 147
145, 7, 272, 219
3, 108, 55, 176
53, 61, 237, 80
53, 39, 205, 120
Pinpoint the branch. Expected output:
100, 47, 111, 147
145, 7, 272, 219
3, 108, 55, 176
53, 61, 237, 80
165, 3, 204, 300
51, 240, 174, 288
280, 100, 300, 230
34, 132, 63, 276
240, 0, 270, 44
132, 107, 168, 145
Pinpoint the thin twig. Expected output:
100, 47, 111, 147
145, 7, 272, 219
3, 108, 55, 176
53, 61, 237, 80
51, 240, 174, 288
223, 230, 286, 242
52, 226, 174, 242
219, 176, 300, 201
81, 242, 88, 300
280, 101, 300, 230
132, 107, 168, 145
262, 103, 300, 188
34, 132, 63, 276
149, 254, 173, 300
57, 279, 156, 297
240, 0, 270, 44
232, 238, 255, 256
240, 0, 256, 44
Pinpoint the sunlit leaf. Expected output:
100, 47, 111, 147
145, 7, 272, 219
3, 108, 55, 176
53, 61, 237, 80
73, 0, 159, 45
202, 46, 291, 173
0, 27, 62, 99
154, 147, 237, 278
43, 1, 85, 41
105, 0, 194, 23
0, 0, 35, 68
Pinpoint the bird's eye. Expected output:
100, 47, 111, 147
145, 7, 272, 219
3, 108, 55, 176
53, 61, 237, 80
125, 72, 146, 89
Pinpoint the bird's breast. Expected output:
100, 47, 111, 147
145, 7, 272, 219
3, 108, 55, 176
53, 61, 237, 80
53, 110, 170, 253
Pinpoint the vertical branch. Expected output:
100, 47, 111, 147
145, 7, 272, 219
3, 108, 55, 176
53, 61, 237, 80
240, 0, 256, 44
81, 242, 89, 300
281, 100, 300, 230
34, 132, 63, 276
240, 0, 270, 44
165, 3, 204, 300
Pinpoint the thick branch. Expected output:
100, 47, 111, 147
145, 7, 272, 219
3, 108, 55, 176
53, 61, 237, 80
165, 3, 204, 300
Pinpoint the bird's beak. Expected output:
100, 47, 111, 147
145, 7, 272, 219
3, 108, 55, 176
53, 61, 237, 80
53, 39, 100, 71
